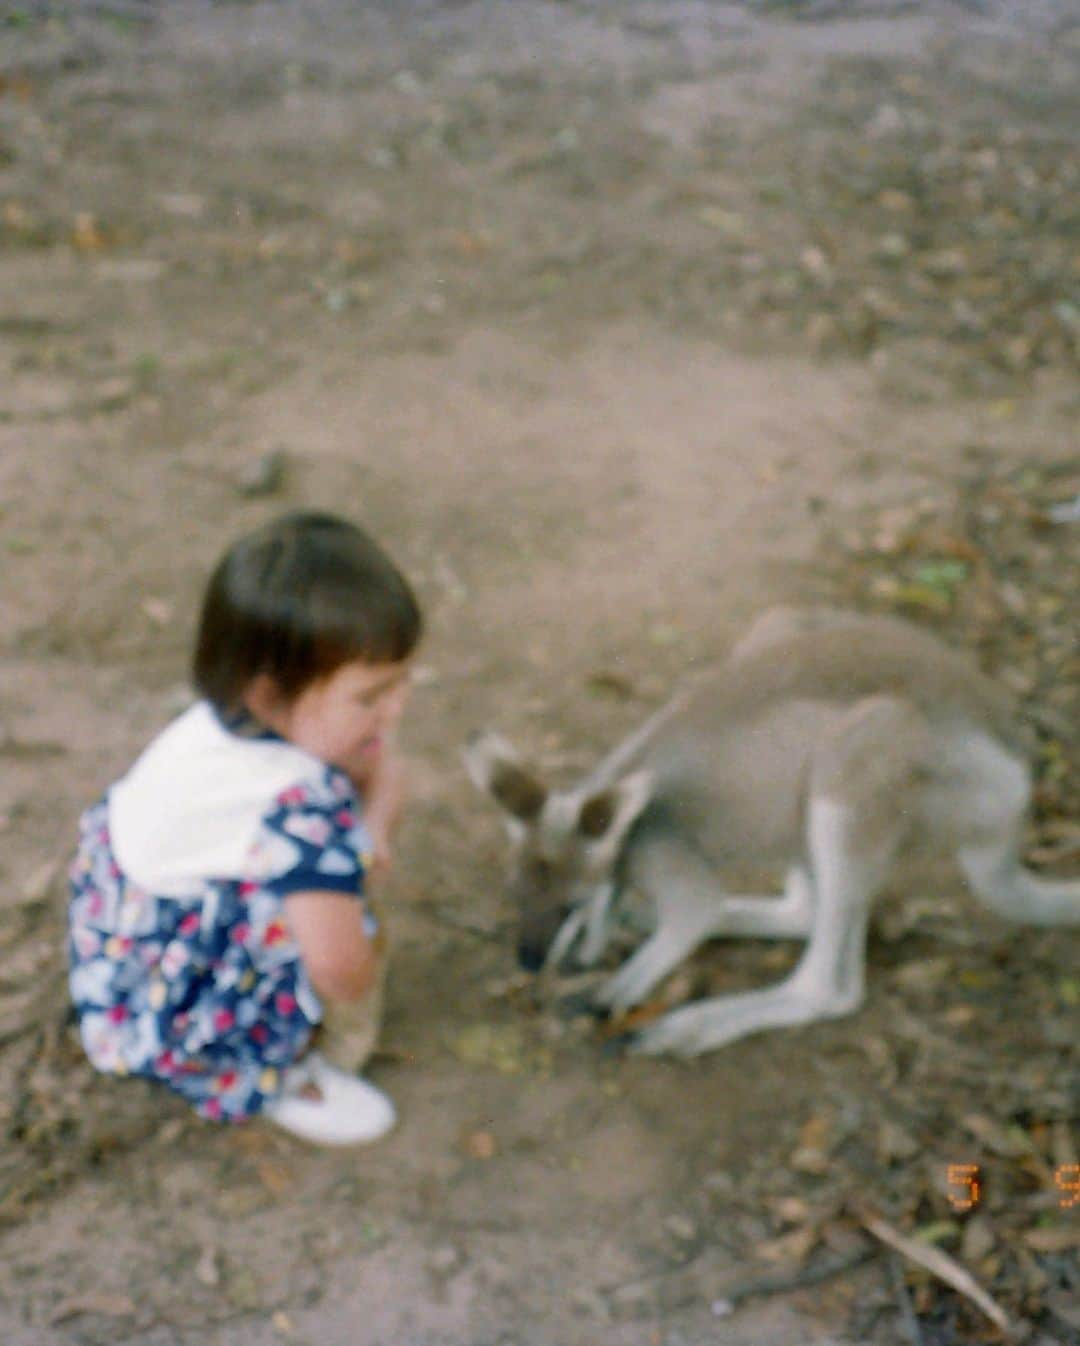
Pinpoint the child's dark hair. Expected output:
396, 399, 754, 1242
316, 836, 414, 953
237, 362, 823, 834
193, 511, 422, 716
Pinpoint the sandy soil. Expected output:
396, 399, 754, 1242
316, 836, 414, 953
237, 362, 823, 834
0, 3, 1077, 1344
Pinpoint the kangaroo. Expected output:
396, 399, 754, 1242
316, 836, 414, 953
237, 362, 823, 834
464, 607, 1080, 1057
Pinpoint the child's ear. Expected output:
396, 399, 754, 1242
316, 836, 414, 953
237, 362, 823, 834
242, 672, 288, 727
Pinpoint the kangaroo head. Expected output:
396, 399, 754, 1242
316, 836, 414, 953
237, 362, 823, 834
464, 730, 653, 971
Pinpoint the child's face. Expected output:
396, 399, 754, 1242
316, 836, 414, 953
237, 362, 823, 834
277, 659, 412, 770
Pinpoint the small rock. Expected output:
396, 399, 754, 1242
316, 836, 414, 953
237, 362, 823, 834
570, 1287, 610, 1321
703, 1171, 736, 1196
610, 1281, 651, 1318
893, 955, 952, 992
95, 259, 166, 283
875, 232, 910, 262
806, 313, 839, 350
769, 1195, 813, 1225
226, 1266, 261, 1311
236, 448, 287, 497
921, 248, 968, 279
662, 1214, 698, 1245
159, 193, 207, 219
428, 1245, 464, 1276
877, 189, 914, 213
21, 859, 59, 903
194, 1244, 220, 1287
866, 103, 904, 138
800, 246, 831, 282
93, 377, 136, 410
141, 597, 173, 626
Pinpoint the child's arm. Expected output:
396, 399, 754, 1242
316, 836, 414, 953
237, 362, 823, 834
284, 891, 379, 1003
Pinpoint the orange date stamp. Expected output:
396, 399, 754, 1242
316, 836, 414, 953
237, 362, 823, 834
946, 1163, 1080, 1212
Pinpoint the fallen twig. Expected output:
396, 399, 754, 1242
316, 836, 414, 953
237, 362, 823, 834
851, 1202, 1015, 1337
614, 1245, 876, 1317
718, 1246, 876, 1308
50, 1293, 137, 1327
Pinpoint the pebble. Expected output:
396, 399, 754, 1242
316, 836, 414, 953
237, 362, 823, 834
662, 1214, 698, 1244
428, 1245, 464, 1276
610, 1281, 651, 1318
570, 1286, 610, 1321
194, 1244, 220, 1287
21, 860, 59, 902
236, 448, 287, 497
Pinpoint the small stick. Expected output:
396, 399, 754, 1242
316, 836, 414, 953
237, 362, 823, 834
720, 1247, 876, 1306
622, 1246, 876, 1316
852, 1203, 1013, 1336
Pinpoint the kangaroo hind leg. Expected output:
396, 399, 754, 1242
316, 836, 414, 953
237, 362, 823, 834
632, 696, 926, 1057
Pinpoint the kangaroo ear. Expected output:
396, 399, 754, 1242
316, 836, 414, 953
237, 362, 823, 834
577, 769, 653, 846
463, 731, 548, 822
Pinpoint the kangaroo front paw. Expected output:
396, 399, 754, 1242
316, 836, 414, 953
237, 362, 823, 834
594, 930, 700, 1015
593, 962, 653, 1015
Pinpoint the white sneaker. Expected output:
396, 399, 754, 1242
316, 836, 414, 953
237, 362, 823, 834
263, 1051, 396, 1145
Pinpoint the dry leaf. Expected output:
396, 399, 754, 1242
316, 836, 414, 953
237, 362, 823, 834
462, 1128, 497, 1160
962, 1114, 1033, 1159
72, 213, 108, 251
1051, 1122, 1078, 1170
960, 1215, 996, 1263
854, 1204, 1012, 1334
584, 669, 636, 699
877, 1119, 920, 1163
791, 1114, 833, 1174
254, 1160, 293, 1194
20, 860, 59, 903
768, 1195, 813, 1226
1022, 1225, 1080, 1253
50, 1294, 137, 1325
756, 1224, 819, 1266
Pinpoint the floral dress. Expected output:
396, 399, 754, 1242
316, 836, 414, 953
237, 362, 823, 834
68, 767, 376, 1122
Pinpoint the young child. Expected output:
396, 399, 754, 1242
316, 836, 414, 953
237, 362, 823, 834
68, 511, 421, 1145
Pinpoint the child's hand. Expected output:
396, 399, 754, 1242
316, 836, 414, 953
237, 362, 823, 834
359, 745, 407, 880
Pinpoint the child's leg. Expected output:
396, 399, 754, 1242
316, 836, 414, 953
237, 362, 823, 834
316, 925, 388, 1072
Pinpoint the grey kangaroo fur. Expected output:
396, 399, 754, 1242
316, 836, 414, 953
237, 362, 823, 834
464, 607, 1080, 1057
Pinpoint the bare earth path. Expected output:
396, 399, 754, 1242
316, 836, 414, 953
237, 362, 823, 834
0, 4, 1077, 1344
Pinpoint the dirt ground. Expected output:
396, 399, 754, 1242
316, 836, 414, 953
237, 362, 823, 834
1, 2, 1078, 1343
